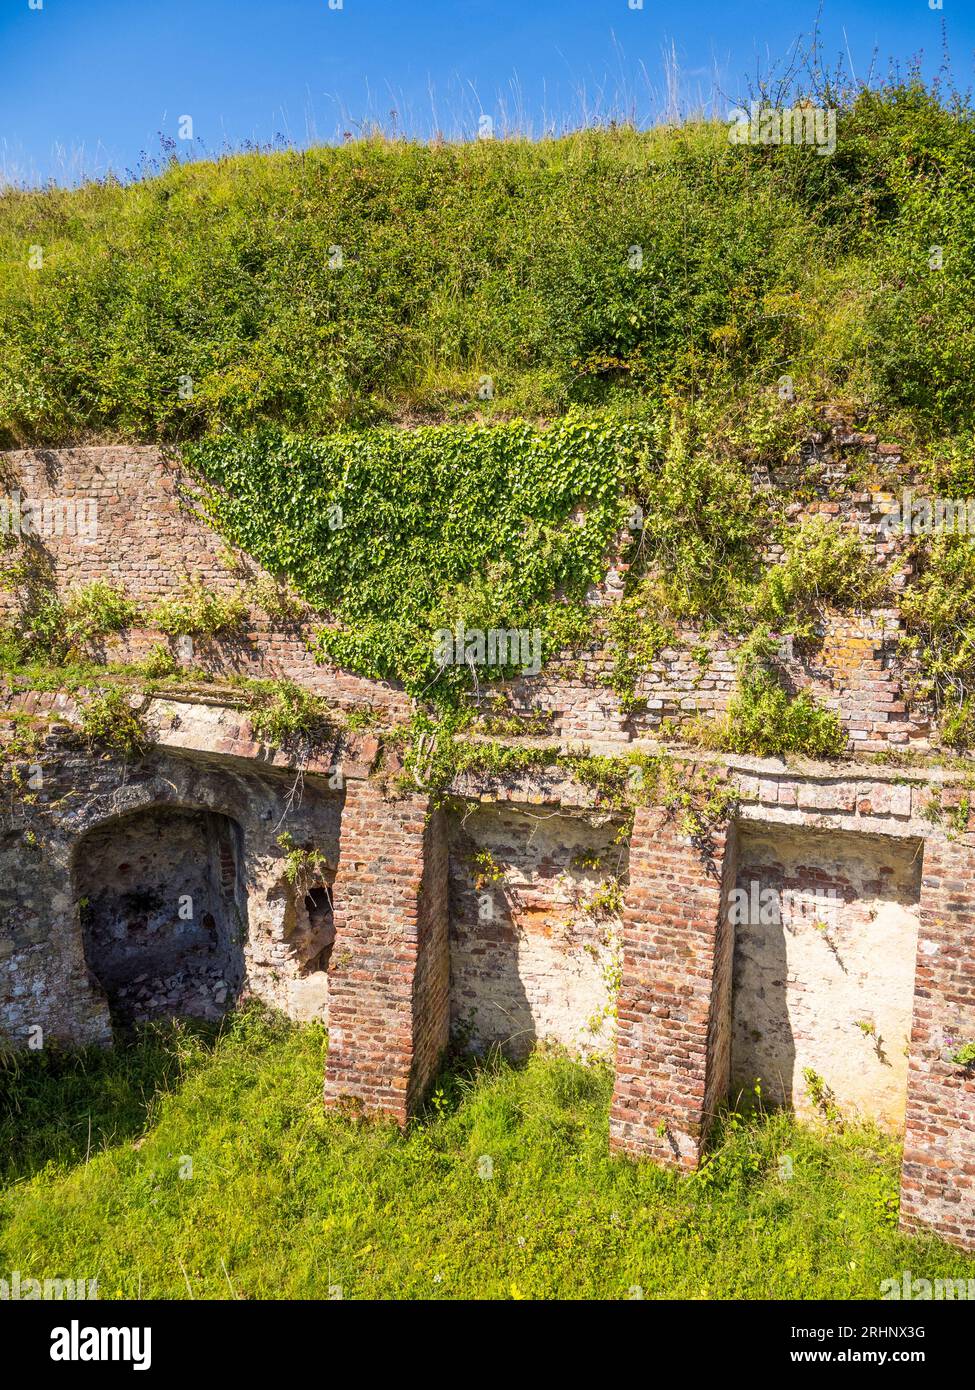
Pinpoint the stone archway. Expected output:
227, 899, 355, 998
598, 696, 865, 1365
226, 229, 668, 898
74, 803, 246, 1023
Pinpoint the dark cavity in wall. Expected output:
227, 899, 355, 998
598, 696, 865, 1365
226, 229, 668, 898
75, 804, 246, 1024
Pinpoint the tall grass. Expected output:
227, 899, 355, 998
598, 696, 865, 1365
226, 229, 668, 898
1, 1007, 972, 1300
2, 81, 974, 450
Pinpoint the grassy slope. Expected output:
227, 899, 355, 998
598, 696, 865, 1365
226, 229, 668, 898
2, 1009, 972, 1300
1, 85, 973, 448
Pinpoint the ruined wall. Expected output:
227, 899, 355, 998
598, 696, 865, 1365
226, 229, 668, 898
485, 431, 931, 752
2, 437, 975, 1254
447, 804, 626, 1059
77, 805, 245, 1023
731, 823, 922, 1128
0, 439, 941, 749
0, 447, 409, 718
901, 833, 975, 1249
0, 729, 343, 1044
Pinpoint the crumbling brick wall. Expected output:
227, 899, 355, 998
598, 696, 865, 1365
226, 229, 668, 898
0, 447, 409, 718
900, 832, 975, 1248
324, 780, 448, 1122
0, 440, 941, 749
608, 808, 734, 1168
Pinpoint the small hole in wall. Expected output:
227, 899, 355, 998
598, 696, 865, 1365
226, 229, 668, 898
304, 885, 332, 919
298, 885, 335, 974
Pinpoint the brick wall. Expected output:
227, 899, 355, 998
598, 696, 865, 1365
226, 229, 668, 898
608, 808, 734, 1168
0, 437, 941, 751
900, 832, 975, 1249
409, 808, 451, 1112
324, 780, 447, 1122
0, 447, 409, 718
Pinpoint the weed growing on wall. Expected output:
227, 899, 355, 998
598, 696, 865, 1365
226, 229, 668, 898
699, 626, 847, 760
245, 679, 334, 750
62, 580, 140, 644
77, 688, 152, 758
151, 581, 249, 639
901, 536, 975, 747
751, 517, 886, 643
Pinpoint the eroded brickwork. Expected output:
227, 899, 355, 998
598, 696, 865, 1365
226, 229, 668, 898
325, 780, 447, 1122
0, 447, 409, 718
609, 808, 733, 1168
900, 833, 975, 1249
0, 440, 944, 749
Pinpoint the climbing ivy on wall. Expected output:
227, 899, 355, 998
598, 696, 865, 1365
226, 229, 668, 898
186, 413, 640, 702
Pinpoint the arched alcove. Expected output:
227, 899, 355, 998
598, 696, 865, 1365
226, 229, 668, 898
74, 804, 246, 1023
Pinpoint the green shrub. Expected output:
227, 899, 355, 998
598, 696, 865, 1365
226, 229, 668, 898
246, 679, 331, 748
151, 581, 248, 638
78, 688, 151, 758
709, 626, 847, 759
940, 699, 975, 751
631, 405, 762, 623
900, 536, 975, 747
4, 84, 975, 454
752, 517, 886, 641
248, 574, 306, 625
17, 591, 68, 664
138, 643, 181, 680
62, 580, 139, 642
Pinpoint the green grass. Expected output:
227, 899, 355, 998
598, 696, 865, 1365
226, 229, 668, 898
1, 1006, 971, 1300
2, 83, 975, 449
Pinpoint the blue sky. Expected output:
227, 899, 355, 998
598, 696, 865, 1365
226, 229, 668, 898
1, 0, 972, 184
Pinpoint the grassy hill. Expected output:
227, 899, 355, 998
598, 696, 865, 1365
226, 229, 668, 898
1, 82, 974, 451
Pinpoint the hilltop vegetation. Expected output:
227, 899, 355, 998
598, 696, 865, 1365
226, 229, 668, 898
0, 82, 974, 450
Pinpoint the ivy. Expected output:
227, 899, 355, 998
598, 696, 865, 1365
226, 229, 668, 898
186, 414, 639, 703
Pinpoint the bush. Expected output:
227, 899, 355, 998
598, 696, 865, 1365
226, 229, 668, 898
138, 643, 181, 680
707, 626, 847, 759
248, 575, 306, 625
151, 581, 248, 638
246, 680, 331, 748
2, 85, 974, 451
900, 536, 975, 747
752, 517, 886, 641
62, 580, 139, 642
78, 688, 151, 757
